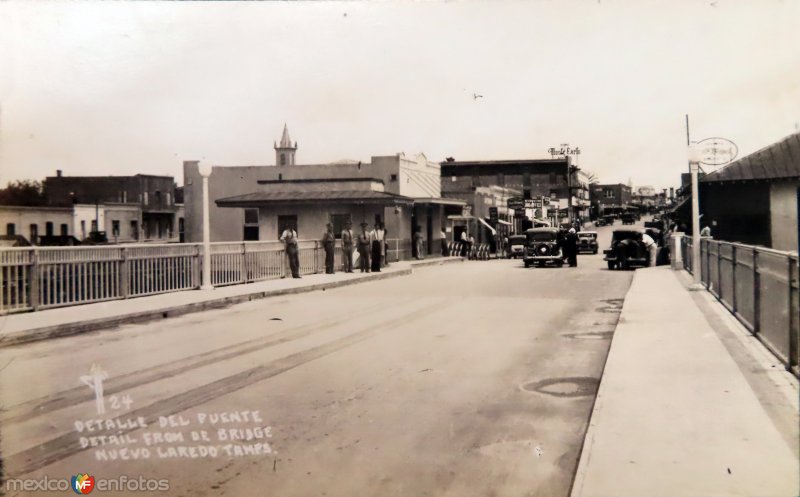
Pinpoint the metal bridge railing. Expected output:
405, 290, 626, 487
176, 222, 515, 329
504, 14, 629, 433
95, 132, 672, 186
681, 236, 799, 377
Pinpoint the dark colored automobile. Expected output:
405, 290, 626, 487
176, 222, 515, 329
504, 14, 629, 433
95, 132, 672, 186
507, 235, 526, 259
603, 230, 650, 270
523, 228, 564, 268
644, 220, 662, 230
621, 213, 636, 225
577, 231, 598, 254
595, 215, 615, 227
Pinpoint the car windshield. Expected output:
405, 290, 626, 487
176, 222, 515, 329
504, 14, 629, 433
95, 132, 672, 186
527, 232, 556, 241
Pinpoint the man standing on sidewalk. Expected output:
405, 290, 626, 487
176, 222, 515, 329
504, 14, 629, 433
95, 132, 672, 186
341, 221, 354, 273
322, 223, 336, 274
280, 226, 301, 278
371, 222, 385, 272
357, 222, 371, 273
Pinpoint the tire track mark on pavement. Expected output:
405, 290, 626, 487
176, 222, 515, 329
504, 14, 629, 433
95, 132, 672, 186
0, 299, 403, 425
5, 298, 455, 477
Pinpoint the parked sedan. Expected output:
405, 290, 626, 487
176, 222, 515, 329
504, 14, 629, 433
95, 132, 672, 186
577, 231, 598, 254
603, 230, 650, 270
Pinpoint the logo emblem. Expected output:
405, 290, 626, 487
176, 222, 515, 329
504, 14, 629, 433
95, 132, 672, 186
71, 474, 95, 494
696, 137, 738, 166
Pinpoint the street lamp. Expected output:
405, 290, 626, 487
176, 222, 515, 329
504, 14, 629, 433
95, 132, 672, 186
688, 145, 703, 290
198, 162, 214, 290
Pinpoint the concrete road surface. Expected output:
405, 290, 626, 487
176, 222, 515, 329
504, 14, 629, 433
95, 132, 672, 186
1, 224, 636, 497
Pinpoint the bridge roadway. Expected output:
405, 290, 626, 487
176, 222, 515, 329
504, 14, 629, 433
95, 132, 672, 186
1, 224, 635, 497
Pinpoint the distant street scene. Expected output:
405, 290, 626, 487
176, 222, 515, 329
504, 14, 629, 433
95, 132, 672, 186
1, 225, 632, 496
1, 2, 798, 496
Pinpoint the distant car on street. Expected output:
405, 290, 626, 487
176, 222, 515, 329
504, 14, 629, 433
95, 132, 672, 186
621, 213, 636, 225
577, 231, 598, 254
523, 228, 564, 268
507, 235, 526, 259
603, 229, 650, 270
595, 215, 615, 227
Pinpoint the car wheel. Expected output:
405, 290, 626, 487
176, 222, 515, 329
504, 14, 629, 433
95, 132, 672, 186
524, 261, 530, 268
556, 260, 564, 267
607, 261, 615, 270
593, 249, 598, 255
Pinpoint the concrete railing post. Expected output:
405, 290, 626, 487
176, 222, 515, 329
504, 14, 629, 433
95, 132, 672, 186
671, 233, 683, 270
120, 246, 129, 299
753, 249, 760, 334
29, 248, 39, 311
731, 245, 737, 313
240, 243, 247, 283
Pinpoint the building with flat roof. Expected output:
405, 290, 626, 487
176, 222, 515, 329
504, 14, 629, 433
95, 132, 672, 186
671, 131, 799, 251
183, 125, 463, 258
43, 171, 181, 242
440, 157, 590, 237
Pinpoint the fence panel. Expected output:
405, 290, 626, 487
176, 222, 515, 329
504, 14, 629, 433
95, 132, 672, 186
127, 244, 199, 297
0, 249, 33, 314
210, 243, 245, 287
297, 241, 319, 275
0, 236, 419, 315
756, 249, 792, 365
718, 243, 735, 312
387, 238, 411, 262
790, 254, 799, 374
244, 242, 285, 282
37, 247, 122, 309
733, 245, 757, 332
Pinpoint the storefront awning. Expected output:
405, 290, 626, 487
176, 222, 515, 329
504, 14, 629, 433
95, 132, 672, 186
216, 190, 414, 207
413, 197, 467, 206
478, 217, 497, 235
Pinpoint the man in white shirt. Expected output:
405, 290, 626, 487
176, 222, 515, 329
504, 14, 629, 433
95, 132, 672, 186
642, 232, 658, 267
279, 227, 301, 278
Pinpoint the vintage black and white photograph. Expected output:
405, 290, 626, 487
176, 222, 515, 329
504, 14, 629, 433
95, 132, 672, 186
0, 1, 798, 496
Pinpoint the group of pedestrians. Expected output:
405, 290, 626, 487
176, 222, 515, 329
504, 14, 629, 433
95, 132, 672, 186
279, 221, 388, 278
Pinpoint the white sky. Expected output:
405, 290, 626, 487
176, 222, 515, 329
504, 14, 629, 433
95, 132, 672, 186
1, 0, 798, 190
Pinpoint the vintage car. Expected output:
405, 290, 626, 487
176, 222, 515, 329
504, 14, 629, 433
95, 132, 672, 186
595, 215, 615, 227
603, 230, 650, 270
577, 231, 599, 254
523, 228, 564, 268
644, 220, 662, 230
621, 213, 636, 225
507, 235, 526, 259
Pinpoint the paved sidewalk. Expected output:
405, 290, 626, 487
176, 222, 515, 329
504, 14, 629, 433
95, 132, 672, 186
0, 257, 463, 347
571, 267, 800, 497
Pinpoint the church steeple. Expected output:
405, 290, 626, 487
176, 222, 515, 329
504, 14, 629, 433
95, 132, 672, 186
274, 123, 297, 166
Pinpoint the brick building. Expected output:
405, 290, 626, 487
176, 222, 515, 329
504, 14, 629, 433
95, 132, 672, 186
439, 158, 590, 235
43, 171, 181, 242
590, 183, 633, 216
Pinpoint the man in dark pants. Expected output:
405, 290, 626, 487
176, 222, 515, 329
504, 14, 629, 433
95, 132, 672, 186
322, 223, 336, 274
341, 221, 354, 273
357, 222, 371, 273
280, 226, 301, 278
371, 222, 384, 272
564, 228, 579, 267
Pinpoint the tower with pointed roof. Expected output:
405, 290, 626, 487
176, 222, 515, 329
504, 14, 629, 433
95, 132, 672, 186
274, 124, 297, 166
